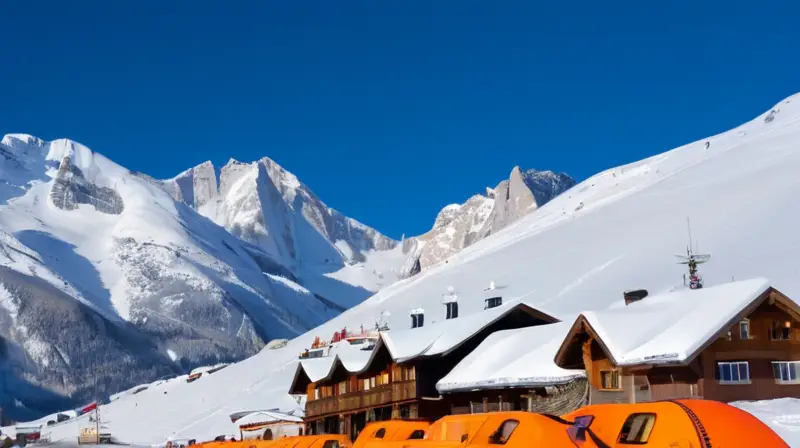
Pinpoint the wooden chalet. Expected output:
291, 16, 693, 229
435, 321, 587, 415
288, 300, 557, 441
553, 278, 800, 404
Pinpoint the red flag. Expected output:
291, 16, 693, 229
81, 402, 98, 414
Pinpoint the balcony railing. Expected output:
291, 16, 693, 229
306, 380, 417, 418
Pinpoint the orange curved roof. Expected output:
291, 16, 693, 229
353, 420, 430, 448
562, 399, 788, 447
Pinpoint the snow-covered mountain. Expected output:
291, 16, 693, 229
25, 92, 800, 445
401, 167, 575, 276
0, 135, 349, 419
161, 158, 404, 305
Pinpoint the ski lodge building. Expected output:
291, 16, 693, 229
288, 277, 800, 439
288, 300, 558, 440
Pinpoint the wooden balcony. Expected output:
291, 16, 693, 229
306, 381, 417, 418
306, 395, 338, 417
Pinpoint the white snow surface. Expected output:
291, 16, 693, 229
14, 93, 800, 445
436, 321, 585, 393
733, 398, 800, 446
582, 277, 775, 366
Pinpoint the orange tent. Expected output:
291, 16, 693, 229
562, 399, 788, 447
401, 411, 582, 448
353, 421, 429, 448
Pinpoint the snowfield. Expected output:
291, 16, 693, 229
9, 93, 800, 445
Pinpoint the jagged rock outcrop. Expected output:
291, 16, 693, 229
401, 167, 575, 278
162, 158, 398, 270
50, 155, 124, 214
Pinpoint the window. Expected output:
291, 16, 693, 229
374, 428, 386, 439
771, 320, 792, 340
321, 441, 339, 448
718, 361, 751, 384
617, 413, 656, 444
446, 302, 459, 319
262, 429, 273, 441
314, 388, 320, 400
600, 370, 621, 390
408, 430, 425, 440
773, 361, 800, 384
339, 381, 347, 394
488, 419, 519, 445
739, 319, 750, 339
363, 379, 371, 391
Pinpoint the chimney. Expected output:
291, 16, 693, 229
485, 296, 502, 310
410, 308, 425, 328
624, 289, 648, 306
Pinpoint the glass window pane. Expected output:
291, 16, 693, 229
720, 363, 731, 381
731, 364, 740, 381
741, 362, 749, 381
773, 363, 781, 380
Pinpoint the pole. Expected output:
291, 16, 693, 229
96, 406, 100, 444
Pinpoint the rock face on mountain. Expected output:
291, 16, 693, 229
162, 158, 398, 270
402, 167, 575, 276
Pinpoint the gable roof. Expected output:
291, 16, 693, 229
554, 278, 795, 368
288, 300, 558, 393
380, 298, 556, 362
436, 321, 585, 393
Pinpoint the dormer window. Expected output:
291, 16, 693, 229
446, 302, 459, 319
411, 309, 425, 328
739, 319, 750, 340
485, 297, 502, 309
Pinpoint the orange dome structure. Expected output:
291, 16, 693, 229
352, 420, 430, 448
562, 399, 788, 447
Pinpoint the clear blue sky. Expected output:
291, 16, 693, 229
1, 1, 797, 239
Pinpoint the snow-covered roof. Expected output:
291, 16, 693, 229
234, 410, 303, 429
556, 278, 791, 367
289, 300, 557, 392
381, 298, 556, 362
436, 321, 585, 393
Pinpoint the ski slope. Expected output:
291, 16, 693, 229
25, 93, 800, 445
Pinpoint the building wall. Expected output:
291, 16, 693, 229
699, 301, 800, 402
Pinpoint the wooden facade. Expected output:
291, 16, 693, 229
289, 304, 556, 441
554, 286, 800, 404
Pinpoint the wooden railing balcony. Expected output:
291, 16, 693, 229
306, 395, 338, 417
306, 380, 417, 418
391, 380, 416, 401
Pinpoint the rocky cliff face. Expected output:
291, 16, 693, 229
162, 158, 398, 271
402, 167, 575, 277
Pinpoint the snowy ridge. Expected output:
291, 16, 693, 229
161, 157, 405, 303
401, 167, 575, 276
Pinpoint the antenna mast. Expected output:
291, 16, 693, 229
675, 217, 711, 289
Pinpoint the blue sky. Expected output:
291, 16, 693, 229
1, 1, 797, 239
